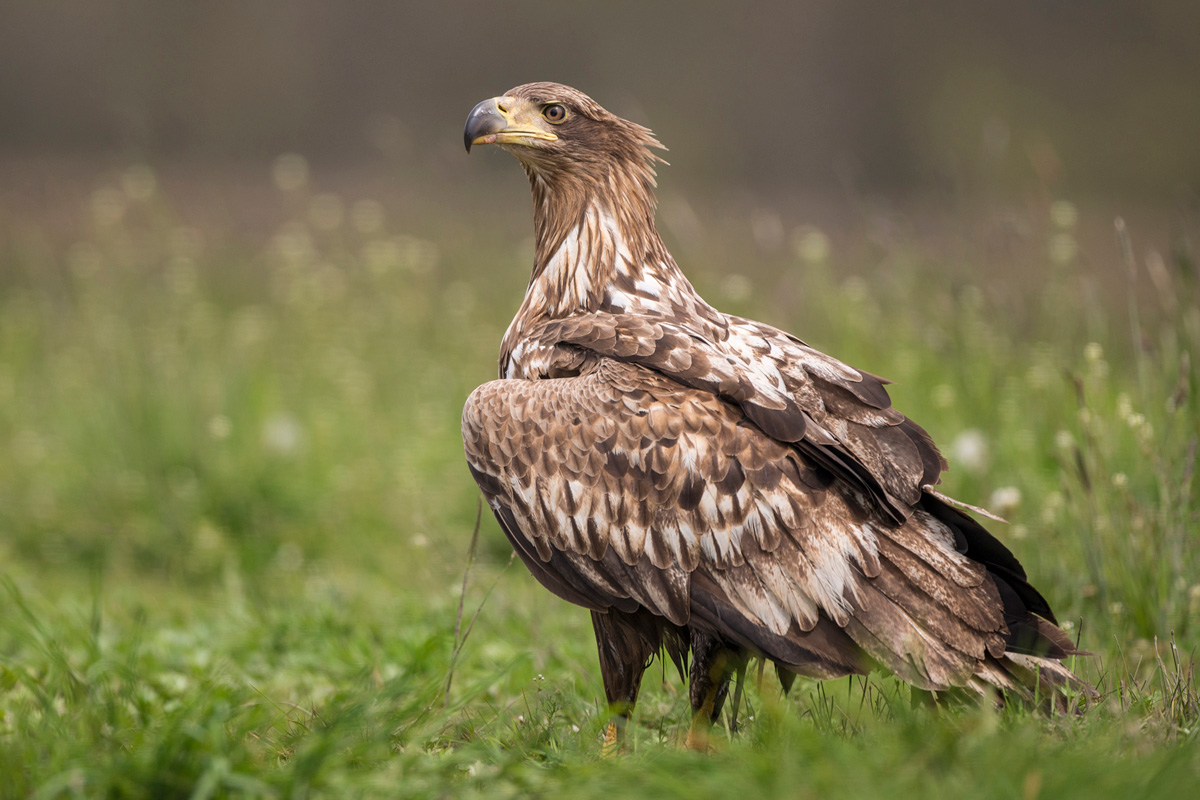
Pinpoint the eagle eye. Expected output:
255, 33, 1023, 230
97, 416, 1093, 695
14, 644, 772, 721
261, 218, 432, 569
541, 103, 567, 124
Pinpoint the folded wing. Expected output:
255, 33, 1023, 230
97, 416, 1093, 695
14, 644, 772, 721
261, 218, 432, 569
537, 311, 946, 524
462, 358, 1080, 693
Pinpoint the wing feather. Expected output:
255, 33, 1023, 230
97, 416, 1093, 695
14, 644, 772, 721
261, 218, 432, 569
537, 312, 947, 523
463, 358, 1018, 684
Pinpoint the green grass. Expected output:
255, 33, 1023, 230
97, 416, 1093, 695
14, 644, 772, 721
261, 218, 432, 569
0, 164, 1197, 797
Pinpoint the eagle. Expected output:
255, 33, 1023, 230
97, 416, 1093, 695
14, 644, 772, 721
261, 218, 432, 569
461, 82, 1092, 750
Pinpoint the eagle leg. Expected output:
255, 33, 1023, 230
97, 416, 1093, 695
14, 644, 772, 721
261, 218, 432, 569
728, 660, 749, 734
685, 631, 744, 751
591, 610, 655, 754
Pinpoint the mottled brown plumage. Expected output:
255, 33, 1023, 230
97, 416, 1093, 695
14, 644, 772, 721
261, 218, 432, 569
461, 82, 1093, 747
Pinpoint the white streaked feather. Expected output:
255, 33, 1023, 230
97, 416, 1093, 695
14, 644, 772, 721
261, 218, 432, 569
634, 276, 662, 298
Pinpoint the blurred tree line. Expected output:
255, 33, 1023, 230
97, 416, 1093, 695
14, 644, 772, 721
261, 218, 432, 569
1, 0, 1198, 197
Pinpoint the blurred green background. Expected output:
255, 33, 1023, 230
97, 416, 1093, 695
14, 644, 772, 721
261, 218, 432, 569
0, 3, 1197, 797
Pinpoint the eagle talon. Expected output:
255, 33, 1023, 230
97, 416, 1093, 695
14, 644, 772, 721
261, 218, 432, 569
601, 720, 622, 757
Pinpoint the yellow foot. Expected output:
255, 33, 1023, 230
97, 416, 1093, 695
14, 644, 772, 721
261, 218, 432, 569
685, 714, 712, 752
601, 721, 621, 757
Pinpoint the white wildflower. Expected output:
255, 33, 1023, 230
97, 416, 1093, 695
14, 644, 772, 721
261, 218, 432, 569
989, 486, 1022, 516
262, 413, 303, 455
951, 429, 989, 474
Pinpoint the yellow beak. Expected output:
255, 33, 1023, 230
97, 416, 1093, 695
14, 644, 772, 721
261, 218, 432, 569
464, 96, 559, 152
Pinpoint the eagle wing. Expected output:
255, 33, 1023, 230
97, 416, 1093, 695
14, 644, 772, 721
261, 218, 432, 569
463, 357, 1035, 690
533, 310, 946, 525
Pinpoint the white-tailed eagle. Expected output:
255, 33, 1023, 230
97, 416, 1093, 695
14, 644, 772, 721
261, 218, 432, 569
461, 82, 1092, 749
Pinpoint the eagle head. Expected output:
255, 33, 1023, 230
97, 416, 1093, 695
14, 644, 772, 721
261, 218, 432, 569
464, 82, 664, 179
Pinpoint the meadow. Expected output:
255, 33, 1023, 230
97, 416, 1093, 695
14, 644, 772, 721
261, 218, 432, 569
0, 158, 1196, 798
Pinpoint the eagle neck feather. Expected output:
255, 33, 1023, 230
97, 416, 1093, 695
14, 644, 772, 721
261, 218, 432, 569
501, 143, 716, 379
522, 157, 680, 318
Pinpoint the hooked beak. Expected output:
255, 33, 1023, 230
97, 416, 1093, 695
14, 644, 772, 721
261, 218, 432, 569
464, 96, 559, 152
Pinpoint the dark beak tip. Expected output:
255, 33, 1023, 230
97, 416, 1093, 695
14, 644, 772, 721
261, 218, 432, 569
464, 98, 507, 156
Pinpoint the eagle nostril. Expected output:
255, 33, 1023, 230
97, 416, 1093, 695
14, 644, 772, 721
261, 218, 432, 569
496, 101, 509, 114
